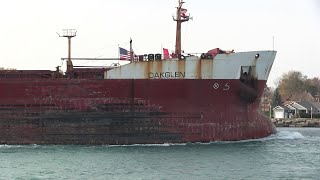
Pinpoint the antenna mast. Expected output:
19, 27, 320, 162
173, 0, 191, 58
58, 29, 77, 75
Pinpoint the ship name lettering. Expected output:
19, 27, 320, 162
148, 72, 185, 79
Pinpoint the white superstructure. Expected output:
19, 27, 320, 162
105, 51, 276, 81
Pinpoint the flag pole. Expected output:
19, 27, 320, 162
118, 44, 120, 64
272, 36, 275, 51
130, 38, 133, 62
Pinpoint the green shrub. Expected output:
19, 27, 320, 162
299, 113, 320, 118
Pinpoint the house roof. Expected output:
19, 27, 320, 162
288, 102, 306, 110
296, 101, 318, 111
284, 104, 296, 110
273, 105, 291, 111
273, 106, 283, 110
308, 102, 320, 111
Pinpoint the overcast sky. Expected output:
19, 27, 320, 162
0, 0, 319, 86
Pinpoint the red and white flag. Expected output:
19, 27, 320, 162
181, 8, 187, 18
163, 48, 170, 59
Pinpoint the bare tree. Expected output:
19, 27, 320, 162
277, 71, 320, 101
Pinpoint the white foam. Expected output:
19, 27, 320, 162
103, 143, 188, 147
199, 130, 305, 144
0, 131, 305, 148
0, 145, 23, 148
272, 130, 305, 140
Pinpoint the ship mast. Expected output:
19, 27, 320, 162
58, 29, 77, 76
130, 38, 133, 62
173, 0, 190, 58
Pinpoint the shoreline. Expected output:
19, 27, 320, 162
272, 118, 320, 128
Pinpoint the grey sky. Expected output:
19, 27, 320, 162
0, 0, 319, 86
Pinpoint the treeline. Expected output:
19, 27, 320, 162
264, 71, 320, 107
277, 71, 320, 101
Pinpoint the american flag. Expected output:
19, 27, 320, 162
119, 47, 130, 60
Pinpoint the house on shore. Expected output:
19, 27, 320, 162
273, 105, 294, 119
273, 101, 320, 119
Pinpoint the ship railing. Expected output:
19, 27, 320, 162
0, 70, 54, 79
132, 52, 202, 61
61, 58, 125, 69
61, 52, 205, 66
61, 58, 121, 61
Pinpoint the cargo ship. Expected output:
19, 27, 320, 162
0, 0, 276, 145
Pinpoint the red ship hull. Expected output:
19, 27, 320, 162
0, 78, 275, 145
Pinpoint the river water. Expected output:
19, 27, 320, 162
1, 127, 319, 180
